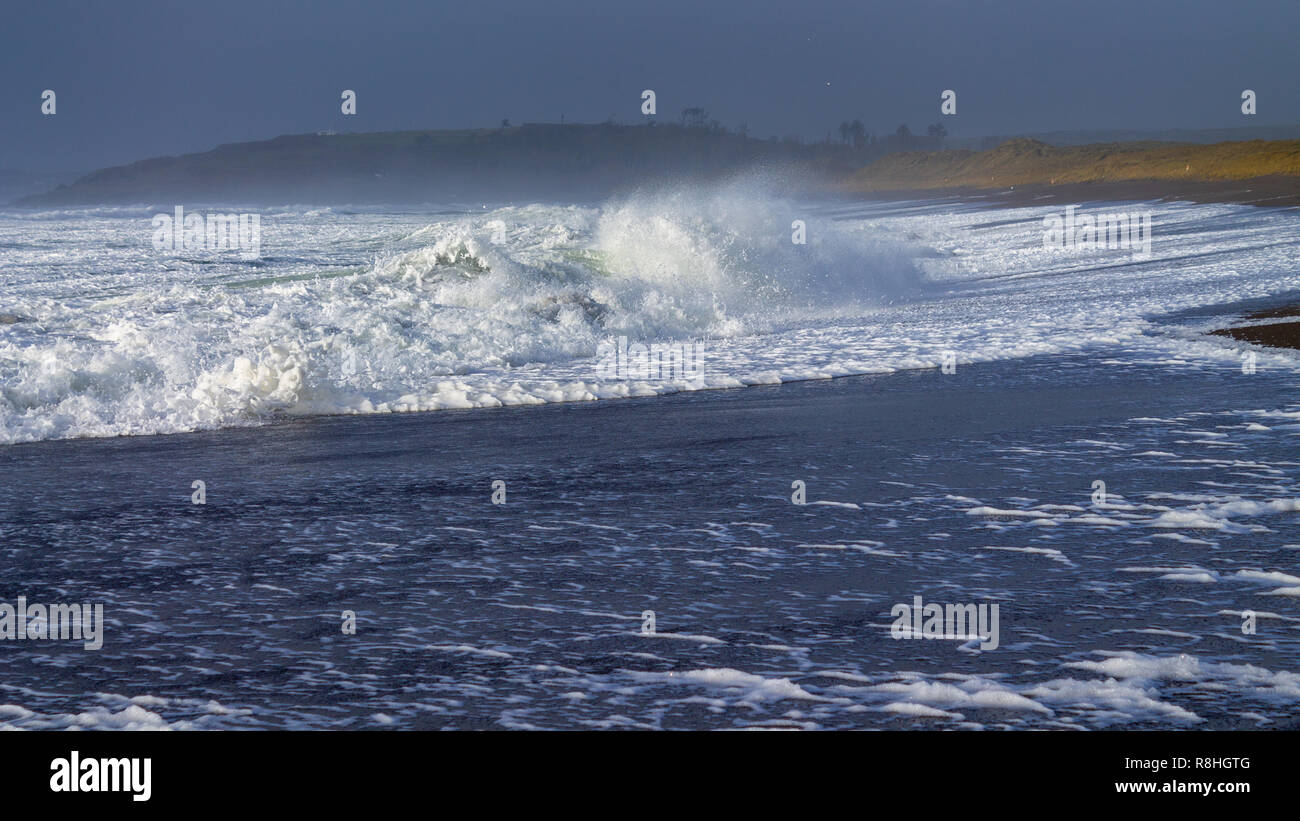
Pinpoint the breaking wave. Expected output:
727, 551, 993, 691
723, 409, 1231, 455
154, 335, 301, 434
0, 181, 926, 443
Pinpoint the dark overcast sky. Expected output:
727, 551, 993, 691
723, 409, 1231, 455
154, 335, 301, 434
2, 0, 1298, 172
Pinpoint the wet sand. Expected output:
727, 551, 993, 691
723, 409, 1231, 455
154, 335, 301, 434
1211, 304, 1300, 351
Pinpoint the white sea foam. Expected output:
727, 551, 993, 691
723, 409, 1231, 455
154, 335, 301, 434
3, 191, 1300, 443
0, 692, 253, 730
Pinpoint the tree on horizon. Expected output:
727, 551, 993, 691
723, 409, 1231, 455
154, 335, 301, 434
850, 120, 867, 149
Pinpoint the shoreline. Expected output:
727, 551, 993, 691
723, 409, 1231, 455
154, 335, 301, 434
1210, 304, 1300, 351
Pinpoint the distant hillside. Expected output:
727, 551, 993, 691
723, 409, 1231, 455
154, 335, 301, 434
845, 138, 1300, 192
946, 124, 1300, 151
16, 123, 865, 206
0, 169, 83, 204
23, 125, 1300, 208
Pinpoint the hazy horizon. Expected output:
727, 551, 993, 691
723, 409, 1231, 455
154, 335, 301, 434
2, 0, 1298, 173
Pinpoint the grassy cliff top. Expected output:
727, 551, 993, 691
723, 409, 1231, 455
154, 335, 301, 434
845, 138, 1300, 191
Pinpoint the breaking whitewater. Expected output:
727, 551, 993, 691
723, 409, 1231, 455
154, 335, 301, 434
1, 180, 1299, 446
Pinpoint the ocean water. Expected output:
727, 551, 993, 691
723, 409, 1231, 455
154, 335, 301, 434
5, 182, 1296, 445
1, 186, 1299, 729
